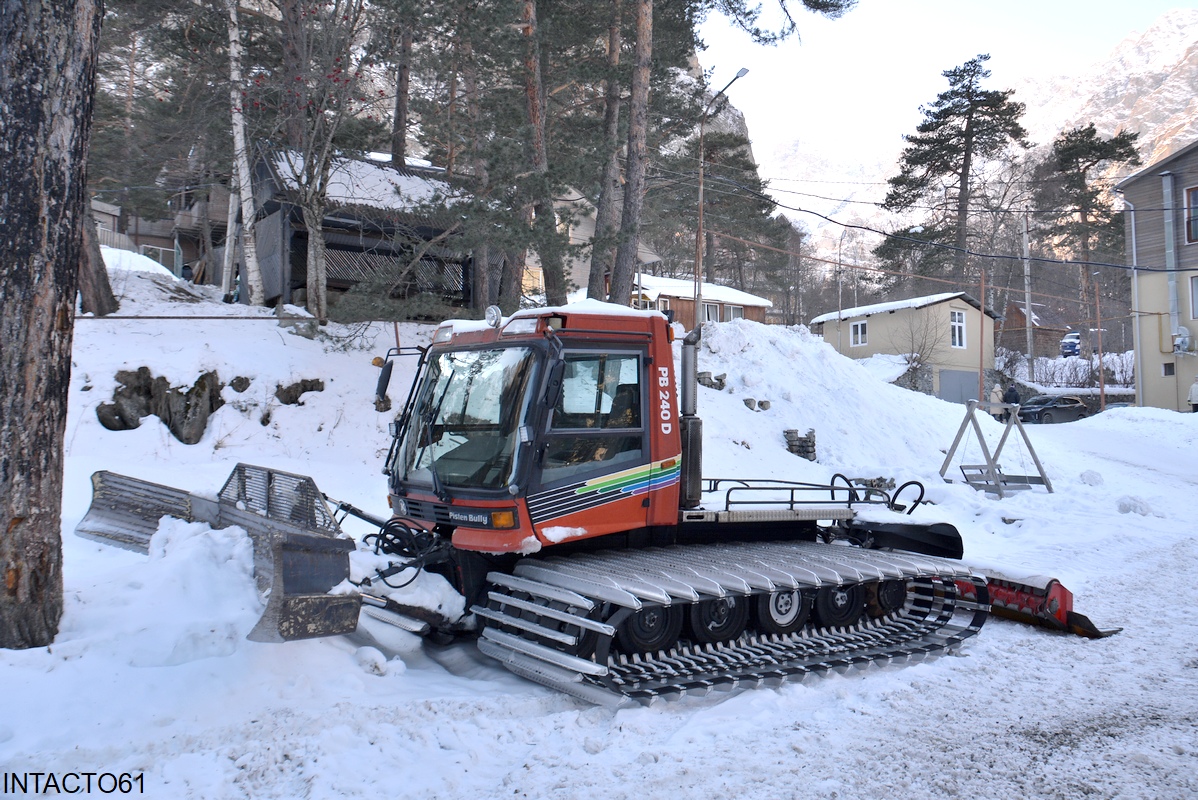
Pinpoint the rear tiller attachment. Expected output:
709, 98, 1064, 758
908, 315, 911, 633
76, 464, 362, 642
960, 567, 1120, 639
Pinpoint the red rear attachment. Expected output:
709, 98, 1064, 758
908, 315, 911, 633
958, 570, 1120, 639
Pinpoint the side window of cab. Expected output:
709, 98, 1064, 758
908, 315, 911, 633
540, 352, 645, 485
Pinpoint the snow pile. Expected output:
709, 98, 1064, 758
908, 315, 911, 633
2, 265, 1197, 798
692, 319, 968, 480
99, 245, 177, 277
57, 519, 261, 668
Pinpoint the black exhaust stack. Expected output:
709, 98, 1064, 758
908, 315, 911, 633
680, 327, 703, 509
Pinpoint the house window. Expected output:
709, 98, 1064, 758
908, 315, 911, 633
1163, 362, 1175, 377
658, 298, 670, 312
703, 303, 720, 323
850, 320, 867, 347
1186, 186, 1198, 244
725, 305, 744, 321
950, 309, 967, 349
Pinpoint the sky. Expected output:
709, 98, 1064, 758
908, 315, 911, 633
2, 252, 1196, 797
697, 1, 1196, 209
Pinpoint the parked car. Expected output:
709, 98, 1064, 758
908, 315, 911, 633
1060, 332, 1081, 357
1017, 395, 1089, 424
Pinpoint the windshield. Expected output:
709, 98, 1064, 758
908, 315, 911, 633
399, 346, 538, 491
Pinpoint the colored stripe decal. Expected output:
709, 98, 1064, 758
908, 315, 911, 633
528, 459, 680, 523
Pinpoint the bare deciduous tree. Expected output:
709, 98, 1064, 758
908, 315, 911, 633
224, 0, 266, 304
888, 308, 946, 392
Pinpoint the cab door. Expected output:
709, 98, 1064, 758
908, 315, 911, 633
525, 349, 650, 543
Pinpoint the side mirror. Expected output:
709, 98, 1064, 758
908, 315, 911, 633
375, 359, 394, 405
543, 360, 565, 409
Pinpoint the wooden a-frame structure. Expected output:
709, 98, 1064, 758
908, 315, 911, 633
939, 400, 1053, 499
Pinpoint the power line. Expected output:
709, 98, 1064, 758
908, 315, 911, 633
706, 227, 1121, 311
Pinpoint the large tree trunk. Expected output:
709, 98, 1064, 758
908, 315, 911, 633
498, 250, 524, 314
953, 118, 974, 281
587, 0, 624, 300
301, 203, 329, 323
390, 26, 413, 166
278, 0, 307, 150
194, 165, 216, 285
79, 201, 118, 315
0, 0, 102, 649
462, 38, 492, 309
220, 170, 239, 300
224, 0, 265, 305
522, 0, 567, 306
608, 0, 651, 306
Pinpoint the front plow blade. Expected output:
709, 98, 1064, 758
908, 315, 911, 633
77, 464, 361, 642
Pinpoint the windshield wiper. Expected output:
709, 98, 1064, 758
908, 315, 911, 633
428, 461, 451, 503
408, 368, 457, 501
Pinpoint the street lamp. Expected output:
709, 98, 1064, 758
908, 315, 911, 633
693, 67, 748, 328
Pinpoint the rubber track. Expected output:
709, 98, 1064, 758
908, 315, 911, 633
474, 540, 989, 706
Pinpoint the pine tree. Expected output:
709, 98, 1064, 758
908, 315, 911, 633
883, 54, 1027, 280
1033, 124, 1140, 270
872, 224, 956, 296
1033, 123, 1140, 346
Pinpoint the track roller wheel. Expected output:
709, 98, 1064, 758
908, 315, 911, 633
688, 596, 749, 644
813, 584, 865, 628
616, 604, 683, 654
755, 590, 811, 635
866, 580, 908, 618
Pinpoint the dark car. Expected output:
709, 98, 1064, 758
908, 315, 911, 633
1060, 332, 1081, 357
1017, 395, 1089, 424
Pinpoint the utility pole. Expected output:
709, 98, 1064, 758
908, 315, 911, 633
836, 234, 844, 352
1023, 213, 1034, 383
693, 67, 747, 328
978, 265, 986, 403
1094, 271, 1106, 411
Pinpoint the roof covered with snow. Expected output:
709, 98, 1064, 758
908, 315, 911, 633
810, 292, 995, 325
631, 272, 772, 307
267, 150, 454, 214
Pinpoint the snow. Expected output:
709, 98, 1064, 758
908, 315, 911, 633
514, 296, 669, 320
271, 150, 452, 211
630, 272, 773, 307
99, 245, 176, 277
855, 352, 914, 384
3, 264, 1198, 799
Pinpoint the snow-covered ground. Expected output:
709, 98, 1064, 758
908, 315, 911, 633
2, 254, 1196, 799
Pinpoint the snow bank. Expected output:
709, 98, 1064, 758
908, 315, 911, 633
2, 274, 1197, 799
100, 245, 176, 277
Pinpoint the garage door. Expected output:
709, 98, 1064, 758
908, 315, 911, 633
938, 370, 978, 405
